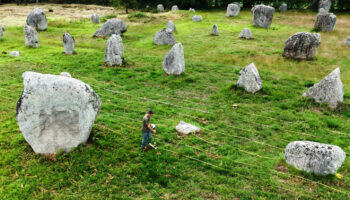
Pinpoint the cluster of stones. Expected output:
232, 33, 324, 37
252, 5, 275, 28
226, 3, 240, 17
314, 9, 336, 32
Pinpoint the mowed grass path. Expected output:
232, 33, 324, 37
0, 7, 350, 199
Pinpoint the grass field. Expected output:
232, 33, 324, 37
1, 4, 350, 199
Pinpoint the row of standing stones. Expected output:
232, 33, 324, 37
0, 3, 346, 176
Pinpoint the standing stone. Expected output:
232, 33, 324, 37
226, 3, 240, 17
105, 34, 124, 66
16, 71, 101, 154
239, 28, 253, 40
153, 28, 176, 45
283, 32, 321, 60
24, 25, 39, 48
166, 20, 176, 32
279, 3, 287, 12
93, 19, 127, 38
236, 63, 262, 93
63, 33, 75, 55
251, 5, 275, 29
171, 5, 179, 11
157, 4, 164, 13
0, 25, 4, 40
91, 13, 100, 24
285, 141, 345, 175
319, 0, 332, 12
314, 12, 336, 32
60, 72, 72, 78
163, 43, 185, 75
9, 51, 20, 57
344, 37, 350, 46
303, 68, 343, 109
189, 8, 195, 12
211, 24, 219, 36
26, 8, 48, 31
192, 15, 202, 22
175, 121, 201, 135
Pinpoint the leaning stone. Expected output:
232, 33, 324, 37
153, 28, 176, 45
63, 33, 75, 55
285, 141, 345, 175
166, 20, 176, 32
283, 32, 321, 60
239, 28, 253, 39
26, 8, 48, 31
192, 15, 202, 22
93, 19, 127, 38
60, 72, 71, 77
176, 121, 201, 135
24, 25, 39, 48
163, 43, 185, 75
236, 63, 262, 93
251, 5, 275, 28
157, 4, 164, 12
211, 24, 219, 36
9, 51, 20, 57
303, 68, 343, 109
171, 5, 179, 11
344, 37, 350, 46
91, 13, 100, 24
226, 3, 240, 17
189, 8, 195, 12
319, 0, 331, 12
0, 25, 4, 40
314, 12, 336, 32
105, 34, 124, 66
279, 3, 287, 12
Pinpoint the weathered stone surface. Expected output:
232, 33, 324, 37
318, 8, 327, 14
60, 72, 71, 77
226, 3, 240, 17
303, 68, 343, 109
0, 25, 4, 40
26, 8, 48, 31
314, 12, 336, 32
63, 33, 75, 55
166, 20, 176, 32
236, 63, 262, 93
163, 43, 185, 75
189, 8, 195, 12
153, 28, 176, 45
176, 121, 201, 135
319, 0, 331, 12
93, 19, 127, 38
283, 32, 321, 60
279, 3, 287, 12
211, 24, 219, 36
239, 28, 253, 39
91, 13, 100, 24
344, 37, 350, 46
157, 4, 164, 12
251, 5, 275, 28
285, 141, 345, 175
9, 51, 20, 57
105, 34, 124, 66
24, 25, 39, 48
171, 5, 179, 11
192, 15, 202, 22
16, 71, 101, 154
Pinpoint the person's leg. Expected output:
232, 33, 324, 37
145, 131, 152, 147
141, 132, 147, 148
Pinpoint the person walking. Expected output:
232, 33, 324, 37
141, 110, 156, 151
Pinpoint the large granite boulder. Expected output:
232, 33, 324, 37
24, 25, 39, 48
163, 43, 185, 75
171, 5, 179, 11
166, 20, 176, 32
285, 141, 345, 175
226, 3, 240, 17
157, 4, 164, 12
189, 8, 195, 12
16, 71, 101, 154
176, 121, 201, 135
26, 8, 48, 31
0, 25, 4, 40
283, 32, 321, 60
344, 37, 350, 46
303, 68, 343, 109
91, 13, 100, 24
93, 19, 127, 38
251, 5, 275, 28
153, 28, 176, 45
192, 15, 202, 22
63, 33, 75, 55
279, 3, 287, 12
105, 34, 124, 66
319, 0, 332, 12
236, 63, 262, 93
314, 12, 336, 32
211, 24, 219, 36
239, 28, 253, 40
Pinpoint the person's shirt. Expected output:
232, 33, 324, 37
142, 114, 150, 132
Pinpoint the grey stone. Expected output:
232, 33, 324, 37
279, 3, 287, 12
63, 33, 75, 55
26, 8, 47, 31
0, 25, 4, 40
16, 71, 101, 154
157, 4, 164, 12
236, 63, 262, 93
303, 68, 343, 109
226, 3, 240, 17
24, 25, 39, 48
91, 13, 100, 24
192, 15, 202, 22
153, 28, 176, 45
344, 37, 350, 46
211, 24, 219, 36
176, 121, 201, 135
9, 51, 20, 57
93, 19, 127, 38
163, 43, 185, 75
283, 32, 321, 60
189, 8, 195, 12
319, 0, 332, 12
285, 141, 345, 175
318, 8, 327, 14
105, 34, 124, 66
171, 5, 179, 11
239, 28, 253, 39
314, 12, 336, 32
166, 20, 176, 32
252, 5, 275, 28
60, 72, 71, 77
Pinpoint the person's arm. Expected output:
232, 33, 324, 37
147, 124, 156, 134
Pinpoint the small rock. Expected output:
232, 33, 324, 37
93, 19, 127, 38
319, 0, 331, 12
236, 63, 262, 93
171, 5, 179, 11
211, 24, 219, 36
226, 3, 240, 17
60, 72, 72, 77
91, 13, 100, 24
166, 20, 176, 32
176, 121, 201, 135
232, 104, 238, 109
192, 15, 202, 22
157, 4, 164, 13
63, 33, 75, 55
105, 34, 124, 66
26, 8, 48, 31
283, 32, 321, 60
239, 28, 253, 40
252, 5, 275, 29
10, 51, 20, 57
0, 25, 4, 40
314, 12, 336, 32
344, 37, 350, 46
189, 8, 195, 12
48, 9, 54, 12
153, 28, 176, 45
279, 3, 287, 12
24, 25, 39, 48
163, 43, 185, 75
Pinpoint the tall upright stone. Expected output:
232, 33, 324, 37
93, 19, 127, 38
314, 12, 336, 32
226, 3, 240, 17
0, 25, 4, 40
251, 5, 275, 29
24, 25, 39, 48
91, 13, 100, 24
171, 5, 179, 11
283, 32, 321, 60
279, 3, 287, 12
105, 34, 124, 66
236, 63, 262, 93
157, 4, 164, 12
239, 28, 253, 40
163, 43, 185, 75
303, 68, 344, 109
153, 28, 176, 45
319, 0, 332, 12
63, 33, 75, 55
26, 8, 48, 31
166, 20, 176, 32
211, 25, 219, 36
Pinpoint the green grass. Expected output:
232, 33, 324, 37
1, 8, 350, 199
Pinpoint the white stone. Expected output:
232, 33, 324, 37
163, 43, 185, 75
9, 51, 20, 57
105, 34, 124, 66
63, 33, 75, 55
192, 15, 202, 22
236, 63, 262, 93
93, 19, 127, 38
344, 37, 350, 46
211, 24, 219, 36
239, 28, 253, 39
226, 3, 240, 17
314, 12, 336, 32
157, 4, 164, 12
0, 25, 4, 40
26, 8, 48, 31
171, 5, 179, 11
24, 25, 38, 48
91, 13, 100, 24
319, 0, 331, 12
166, 20, 176, 32
60, 72, 71, 77
252, 5, 275, 29
153, 28, 176, 45
176, 121, 201, 135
